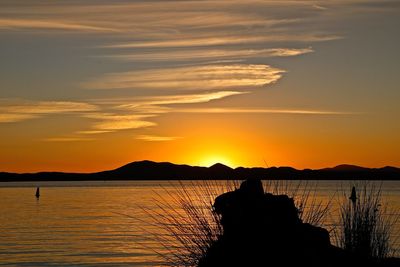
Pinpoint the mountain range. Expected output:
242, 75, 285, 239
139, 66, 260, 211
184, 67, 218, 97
1, 161, 399, 181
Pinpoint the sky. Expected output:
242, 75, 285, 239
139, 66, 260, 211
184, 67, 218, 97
0, 0, 399, 172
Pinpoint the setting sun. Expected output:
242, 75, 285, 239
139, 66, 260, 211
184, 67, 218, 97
199, 155, 234, 167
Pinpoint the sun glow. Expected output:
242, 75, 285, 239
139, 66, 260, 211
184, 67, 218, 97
199, 155, 233, 167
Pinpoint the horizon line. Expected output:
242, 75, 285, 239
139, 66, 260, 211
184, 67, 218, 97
1, 160, 399, 175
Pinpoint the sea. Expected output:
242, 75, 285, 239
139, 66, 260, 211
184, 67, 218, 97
0, 180, 399, 266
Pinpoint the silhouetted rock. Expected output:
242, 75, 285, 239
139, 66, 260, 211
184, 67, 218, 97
199, 179, 399, 267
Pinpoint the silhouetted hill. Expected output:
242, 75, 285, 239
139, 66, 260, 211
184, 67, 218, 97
0, 161, 399, 181
209, 163, 233, 176
322, 164, 370, 171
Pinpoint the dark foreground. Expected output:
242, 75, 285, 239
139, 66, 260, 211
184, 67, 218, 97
198, 179, 400, 267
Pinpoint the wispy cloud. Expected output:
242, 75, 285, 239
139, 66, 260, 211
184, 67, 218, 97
43, 137, 95, 142
0, 0, 365, 143
0, 1, 348, 46
0, 100, 98, 114
76, 91, 246, 134
173, 108, 359, 115
93, 119, 155, 131
136, 135, 181, 142
76, 130, 111, 135
78, 92, 355, 137
0, 19, 117, 32
61, 90, 239, 135
84, 114, 156, 131
267, 47, 314, 57
83, 64, 284, 90
102, 47, 313, 62
0, 113, 38, 123
0, 100, 98, 123
111, 91, 245, 115
116, 91, 247, 109
312, 4, 328, 11
104, 35, 339, 49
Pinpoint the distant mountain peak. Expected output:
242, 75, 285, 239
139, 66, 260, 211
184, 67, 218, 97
209, 163, 232, 170
323, 164, 368, 171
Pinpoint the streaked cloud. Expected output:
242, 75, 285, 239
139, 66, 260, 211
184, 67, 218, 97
267, 47, 314, 57
86, 89, 244, 105
136, 135, 181, 142
84, 114, 156, 131
0, 0, 370, 145
312, 5, 328, 11
0, 100, 98, 114
83, 64, 284, 90
0, 100, 98, 123
104, 35, 340, 49
173, 108, 358, 115
103, 47, 313, 62
76, 130, 112, 135
111, 91, 245, 115
0, 113, 38, 123
43, 137, 95, 142
75, 91, 246, 134
116, 91, 247, 109
104, 36, 266, 49
119, 105, 172, 114
0, 18, 117, 32
93, 120, 155, 131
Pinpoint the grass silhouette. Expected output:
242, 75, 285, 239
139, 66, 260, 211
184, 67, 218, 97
337, 183, 399, 259
141, 181, 400, 266
145, 181, 237, 266
146, 180, 332, 266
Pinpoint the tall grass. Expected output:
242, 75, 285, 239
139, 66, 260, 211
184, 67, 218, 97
263, 180, 332, 227
144, 180, 332, 266
337, 183, 398, 259
144, 180, 238, 267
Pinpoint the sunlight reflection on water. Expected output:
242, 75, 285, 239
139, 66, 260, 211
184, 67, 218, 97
0, 180, 399, 266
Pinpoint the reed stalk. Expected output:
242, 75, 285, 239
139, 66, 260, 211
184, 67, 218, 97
337, 183, 398, 259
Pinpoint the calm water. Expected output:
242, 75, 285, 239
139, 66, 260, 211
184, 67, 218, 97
0, 180, 399, 266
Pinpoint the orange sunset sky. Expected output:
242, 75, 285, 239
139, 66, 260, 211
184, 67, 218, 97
0, 1, 399, 172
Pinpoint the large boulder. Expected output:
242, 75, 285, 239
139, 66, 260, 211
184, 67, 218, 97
199, 179, 347, 267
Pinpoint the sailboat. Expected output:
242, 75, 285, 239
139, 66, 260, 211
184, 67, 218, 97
35, 187, 40, 199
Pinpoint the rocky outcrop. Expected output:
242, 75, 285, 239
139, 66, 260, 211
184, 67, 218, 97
198, 179, 398, 267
